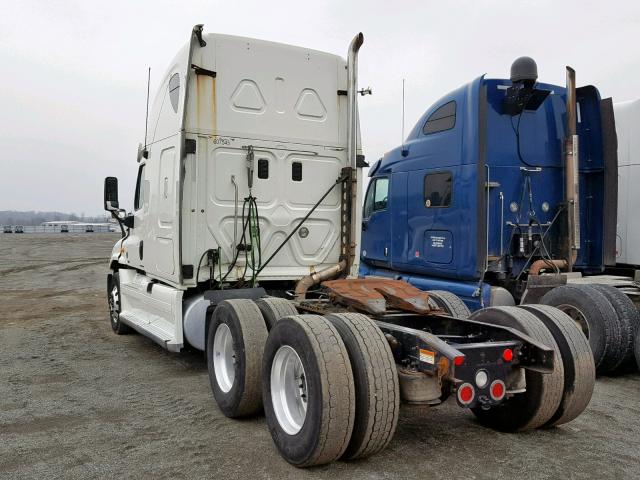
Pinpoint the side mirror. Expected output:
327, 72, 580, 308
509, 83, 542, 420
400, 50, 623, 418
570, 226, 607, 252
123, 215, 135, 229
104, 177, 119, 211
137, 143, 148, 162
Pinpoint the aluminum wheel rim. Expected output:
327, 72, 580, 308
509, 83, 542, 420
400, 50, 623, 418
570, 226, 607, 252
109, 285, 119, 325
557, 303, 590, 338
271, 346, 308, 435
213, 323, 235, 393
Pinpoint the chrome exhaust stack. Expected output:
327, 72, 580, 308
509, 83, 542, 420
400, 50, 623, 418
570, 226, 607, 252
347, 32, 364, 169
565, 66, 580, 270
295, 33, 364, 299
345, 32, 365, 277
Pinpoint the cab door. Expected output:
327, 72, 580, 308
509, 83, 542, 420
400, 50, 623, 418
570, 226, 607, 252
406, 170, 455, 268
126, 163, 148, 270
361, 176, 390, 266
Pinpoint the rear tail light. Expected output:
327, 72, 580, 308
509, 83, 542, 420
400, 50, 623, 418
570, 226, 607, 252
457, 383, 475, 406
502, 348, 514, 362
490, 380, 506, 401
454, 355, 465, 366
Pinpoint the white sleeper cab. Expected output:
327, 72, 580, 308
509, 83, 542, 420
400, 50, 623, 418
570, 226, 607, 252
106, 27, 363, 352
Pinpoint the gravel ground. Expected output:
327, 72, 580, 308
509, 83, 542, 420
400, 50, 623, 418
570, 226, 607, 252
1, 234, 639, 479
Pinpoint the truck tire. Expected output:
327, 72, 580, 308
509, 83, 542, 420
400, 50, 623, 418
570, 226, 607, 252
207, 299, 268, 418
518, 304, 595, 427
469, 306, 564, 431
108, 272, 130, 334
255, 297, 298, 330
591, 284, 638, 368
262, 314, 355, 467
324, 313, 399, 460
540, 284, 623, 374
427, 290, 471, 318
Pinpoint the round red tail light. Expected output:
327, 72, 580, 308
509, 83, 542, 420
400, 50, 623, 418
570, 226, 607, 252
502, 348, 514, 362
454, 356, 465, 366
490, 380, 506, 401
457, 383, 475, 405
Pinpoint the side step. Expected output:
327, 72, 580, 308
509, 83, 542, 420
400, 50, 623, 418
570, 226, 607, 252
120, 314, 182, 352
118, 269, 184, 352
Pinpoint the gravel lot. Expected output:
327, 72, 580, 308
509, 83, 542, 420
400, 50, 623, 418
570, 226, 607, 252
1, 234, 639, 479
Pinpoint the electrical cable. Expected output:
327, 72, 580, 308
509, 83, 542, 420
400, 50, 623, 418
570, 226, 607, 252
209, 174, 344, 289
509, 92, 548, 169
217, 247, 223, 290
195, 248, 212, 287
254, 174, 346, 278
218, 205, 252, 285
515, 205, 565, 281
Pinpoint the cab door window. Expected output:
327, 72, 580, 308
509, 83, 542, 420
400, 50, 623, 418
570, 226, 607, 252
364, 177, 389, 218
424, 171, 452, 208
134, 165, 146, 210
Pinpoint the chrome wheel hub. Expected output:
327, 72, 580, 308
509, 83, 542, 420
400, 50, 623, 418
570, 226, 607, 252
558, 303, 590, 338
109, 285, 119, 324
271, 345, 307, 435
213, 323, 236, 393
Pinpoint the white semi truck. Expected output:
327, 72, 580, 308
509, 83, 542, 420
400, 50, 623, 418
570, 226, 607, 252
104, 25, 596, 467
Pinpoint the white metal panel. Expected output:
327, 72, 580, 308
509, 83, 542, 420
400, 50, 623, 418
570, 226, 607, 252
201, 139, 343, 280
617, 166, 628, 263
185, 34, 347, 147
625, 165, 640, 265
123, 47, 184, 284
182, 34, 350, 283
614, 99, 640, 265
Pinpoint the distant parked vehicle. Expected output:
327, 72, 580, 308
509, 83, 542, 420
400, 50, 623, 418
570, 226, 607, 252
14, 225, 24, 233
85, 225, 94, 233
3, 225, 13, 233
60, 225, 69, 233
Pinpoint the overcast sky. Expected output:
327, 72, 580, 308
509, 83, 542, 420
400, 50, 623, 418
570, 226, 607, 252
1, 0, 638, 215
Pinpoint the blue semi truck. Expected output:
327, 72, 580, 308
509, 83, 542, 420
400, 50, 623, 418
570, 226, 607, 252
360, 58, 639, 373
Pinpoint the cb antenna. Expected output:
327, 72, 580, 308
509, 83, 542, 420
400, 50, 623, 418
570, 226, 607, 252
144, 67, 151, 149
401, 78, 408, 156
402, 78, 406, 142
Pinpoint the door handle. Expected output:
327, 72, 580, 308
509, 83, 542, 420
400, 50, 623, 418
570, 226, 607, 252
139, 241, 144, 260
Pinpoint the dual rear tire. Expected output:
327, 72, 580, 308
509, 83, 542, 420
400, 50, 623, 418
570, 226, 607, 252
206, 299, 400, 467
207, 299, 268, 418
540, 284, 639, 374
469, 305, 595, 431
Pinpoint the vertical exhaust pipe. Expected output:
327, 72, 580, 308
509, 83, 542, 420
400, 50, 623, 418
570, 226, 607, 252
294, 33, 363, 299
347, 33, 364, 169
346, 33, 364, 275
565, 66, 580, 270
